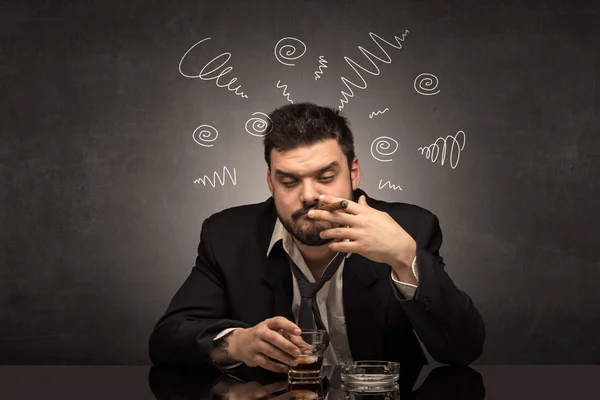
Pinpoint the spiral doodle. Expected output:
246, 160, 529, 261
414, 73, 440, 96
370, 136, 399, 162
192, 124, 219, 147
274, 37, 307, 66
245, 112, 272, 137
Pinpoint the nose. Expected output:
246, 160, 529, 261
300, 180, 320, 206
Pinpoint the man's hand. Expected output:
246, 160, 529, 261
224, 317, 304, 373
308, 194, 417, 283
212, 379, 291, 400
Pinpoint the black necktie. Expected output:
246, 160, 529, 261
286, 251, 346, 331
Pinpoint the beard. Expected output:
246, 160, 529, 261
275, 187, 353, 247
278, 210, 337, 246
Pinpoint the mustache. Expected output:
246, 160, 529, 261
292, 201, 320, 219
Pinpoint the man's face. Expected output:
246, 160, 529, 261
267, 139, 360, 246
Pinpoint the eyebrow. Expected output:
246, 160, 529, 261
274, 161, 340, 179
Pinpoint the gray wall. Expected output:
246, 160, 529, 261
2, 0, 599, 364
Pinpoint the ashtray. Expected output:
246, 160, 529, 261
340, 361, 400, 390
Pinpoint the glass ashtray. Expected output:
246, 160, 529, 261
340, 361, 400, 389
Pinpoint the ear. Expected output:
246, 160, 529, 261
266, 168, 274, 195
350, 157, 361, 191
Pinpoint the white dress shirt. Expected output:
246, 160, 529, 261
214, 218, 419, 368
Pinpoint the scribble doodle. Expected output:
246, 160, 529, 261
194, 166, 237, 187
418, 130, 466, 169
179, 37, 249, 99
338, 30, 409, 110
369, 108, 389, 119
379, 180, 403, 191
371, 136, 399, 162
314, 56, 328, 80
274, 37, 307, 66
245, 112, 272, 137
276, 80, 294, 103
414, 73, 440, 96
192, 124, 219, 147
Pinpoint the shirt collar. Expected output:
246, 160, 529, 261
266, 218, 352, 259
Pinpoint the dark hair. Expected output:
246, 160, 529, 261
263, 102, 356, 170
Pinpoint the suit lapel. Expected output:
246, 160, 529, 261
342, 255, 388, 361
257, 198, 295, 322
261, 248, 295, 322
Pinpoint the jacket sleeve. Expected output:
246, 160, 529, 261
148, 217, 250, 368
391, 212, 486, 365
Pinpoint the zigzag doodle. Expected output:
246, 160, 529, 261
378, 180, 403, 191
194, 166, 237, 187
369, 108, 389, 119
314, 56, 328, 80
338, 30, 409, 110
276, 80, 294, 103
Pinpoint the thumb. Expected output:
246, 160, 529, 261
358, 195, 368, 206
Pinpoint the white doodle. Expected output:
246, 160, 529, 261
378, 180, 403, 191
192, 124, 219, 147
418, 130, 466, 169
414, 73, 440, 96
194, 166, 237, 187
369, 108, 389, 119
314, 56, 328, 80
179, 37, 249, 99
245, 112, 272, 137
338, 30, 409, 110
276, 80, 294, 103
274, 37, 307, 66
370, 136, 399, 162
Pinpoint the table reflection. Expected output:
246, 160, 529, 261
148, 363, 485, 400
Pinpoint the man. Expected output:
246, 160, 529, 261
149, 102, 485, 372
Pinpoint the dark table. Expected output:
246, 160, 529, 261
0, 365, 598, 399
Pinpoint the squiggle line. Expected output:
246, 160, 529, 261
276, 80, 293, 103
418, 130, 466, 169
378, 180, 403, 191
179, 38, 249, 99
274, 37, 307, 66
371, 136, 399, 162
192, 124, 218, 147
338, 30, 409, 110
245, 112, 272, 137
369, 108, 389, 119
314, 56, 328, 80
194, 166, 237, 187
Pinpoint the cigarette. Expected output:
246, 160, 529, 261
315, 200, 348, 212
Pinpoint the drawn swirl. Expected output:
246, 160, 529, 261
418, 130, 466, 169
370, 136, 399, 162
414, 73, 440, 96
245, 112, 272, 137
274, 37, 307, 66
192, 124, 219, 147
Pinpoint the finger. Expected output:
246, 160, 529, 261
319, 227, 361, 241
319, 194, 364, 215
259, 340, 299, 365
265, 317, 301, 335
307, 208, 356, 225
254, 353, 289, 374
263, 330, 302, 359
358, 195, 368, 206
272, 391, 299, 400
288, 334, 311, 349
328, 240, 360, 253
260, 381, 289, 396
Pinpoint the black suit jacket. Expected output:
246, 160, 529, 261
149, 188, 485, 369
